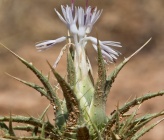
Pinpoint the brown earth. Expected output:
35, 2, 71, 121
0, 0, 164, 139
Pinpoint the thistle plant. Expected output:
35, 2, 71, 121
0, 1, 164, 140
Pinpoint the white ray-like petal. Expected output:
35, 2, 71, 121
84, 37, 121, 55
100, 43, 119, 56
102, 41, 122, 47
55, 5, 78, 34
78, 7, 87, 37
82, 36, 121, 61
74, 7, 78, 23
61, 5, 68, 21
91, 10, 103, 24
92, 44, 115, 62
55, 9, 67, 24
85, 7, 92, 25
78, 7, 84, 26
36, 36, 66, 51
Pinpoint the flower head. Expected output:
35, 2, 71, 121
36, 1, 121, 63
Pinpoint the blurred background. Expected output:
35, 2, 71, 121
0, 0, 164, 139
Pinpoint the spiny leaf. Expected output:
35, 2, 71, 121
115, 103, 120, 134
39, 105, 50, 120
118, 91, 164, 116
0, 116, 55, 133
0, 116, 41, 126
5, 73, 50, 100
96, 39, 106, 97
13, 125, 36, 132
2, 45, 61, 110
47, 61, 81, 132
67, 49, 76, 87
111, 131, 121, 140
85, 109, 103, 140
131, 118, 164, 140
13, 125, 57, 138
89, 39, 107, 127
41, 123, 45, 138
104, 38, 152, 99
0, 116, 60, 139
69, 44, 75, 60
125, 111, 164, 139
0, 122, 9, 135
32, 126, 39, 136
119, 105, 141, 135
8, 113, 15, 136
133, 111, 164, 125
103, 90, 164, 137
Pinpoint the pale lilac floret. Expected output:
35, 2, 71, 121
55, 5, 78, 34
85, 7, 103, 34
77, 6, 103, 36
92, 44, 116, 62
82, 36, 122, 62
36, 36, 66, 51
77, 7, 86, 37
